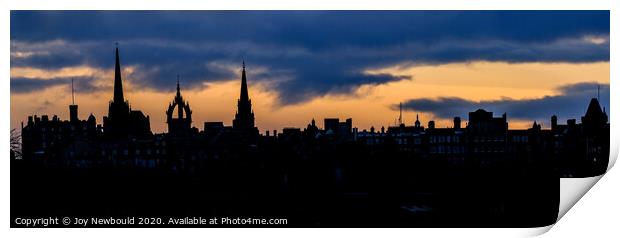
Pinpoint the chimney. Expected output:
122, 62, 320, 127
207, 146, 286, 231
453, 117, 461, 129
551, 115, 558, 130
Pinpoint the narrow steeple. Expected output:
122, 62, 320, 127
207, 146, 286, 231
176, 77, 183, 119
233, 61, 255, 131
113, 43, 124, 103
176, 75, 181, 98
240, 61, 249, 103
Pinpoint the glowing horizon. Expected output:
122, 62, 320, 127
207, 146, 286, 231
10, 61, 610, 133
10, 11, 610, 133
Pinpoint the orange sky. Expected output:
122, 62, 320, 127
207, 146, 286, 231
10, 61, 610, 133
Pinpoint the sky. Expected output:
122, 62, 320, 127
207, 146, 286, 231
10, 11, 610, 133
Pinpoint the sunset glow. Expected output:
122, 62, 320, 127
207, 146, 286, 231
10, 61, 610, 133
10, 11, 610, 133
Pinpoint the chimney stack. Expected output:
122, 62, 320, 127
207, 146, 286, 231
453, 117, 461, 129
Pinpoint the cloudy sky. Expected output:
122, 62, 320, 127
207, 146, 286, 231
10, 11, 610, 133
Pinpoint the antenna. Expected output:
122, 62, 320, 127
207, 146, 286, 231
598, 84, 600, 101
398, 102, 403, 125
71, 78, 75, 105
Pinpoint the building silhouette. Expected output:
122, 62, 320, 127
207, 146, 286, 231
14, 47, 610, 227
324, 118, 353, 137
167, 78, 194, 136
232, 62, 257, 133
102, 46, 151, 139
552, 98, 610, 177
17, 47, 610, 178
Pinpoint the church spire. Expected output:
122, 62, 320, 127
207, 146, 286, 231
233, 61, 255, 131
166, 76, 192, 135
240, 61, 249, 103
113, 44, 124, 103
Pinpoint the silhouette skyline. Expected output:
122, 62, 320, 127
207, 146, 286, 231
10, 11, 610, 134
10, 11, 611, 228
12, 50, 609, 133
15, 46, 611, 137
12, 46, 609, 225
16, 46, 610, 177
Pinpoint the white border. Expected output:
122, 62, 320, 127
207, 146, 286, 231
2, 1, 617, 237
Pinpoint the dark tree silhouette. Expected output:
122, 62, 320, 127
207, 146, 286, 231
10, 128, 21, 160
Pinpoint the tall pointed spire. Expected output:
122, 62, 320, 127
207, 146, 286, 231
233, 61, 255, 131
113, 43, 124, 103
104, 43, 151, 139
240, 61, 249, 103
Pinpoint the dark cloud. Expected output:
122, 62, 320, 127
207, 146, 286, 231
10, 11, 610, 104
10, 76, 100, 94
10, 11, 610, 47
11, 77, 67, 93
397, 82, 610, 123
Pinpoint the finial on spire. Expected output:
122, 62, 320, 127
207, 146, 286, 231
176, 75, 181, 97
115, 42, 118, 48
242, 60, 246, 70
598, 84, 600, 101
